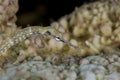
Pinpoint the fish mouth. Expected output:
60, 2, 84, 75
52, 35, 79, 49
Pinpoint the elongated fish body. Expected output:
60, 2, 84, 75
0, 26, 78, 55
0, 26, 54, 54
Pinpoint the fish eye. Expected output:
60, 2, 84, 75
55, 36, 61, 41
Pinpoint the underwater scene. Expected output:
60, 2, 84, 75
0, 0, 120, 80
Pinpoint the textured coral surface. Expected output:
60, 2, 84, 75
53, 0, 120, 56
1, 54, 120, 80
0, 0, 120, 80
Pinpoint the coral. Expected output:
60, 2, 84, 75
0, 0, 120, 64
0, 0, 18, 43
51, 0, 120, 56
2, 0, 120, 64
1, 54, 120, 80
1, 0, 120, 80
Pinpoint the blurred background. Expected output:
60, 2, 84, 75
16, 0, 95, 27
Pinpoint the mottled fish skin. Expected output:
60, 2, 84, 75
0, 26, 51, 54
0, 26, 78, 55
